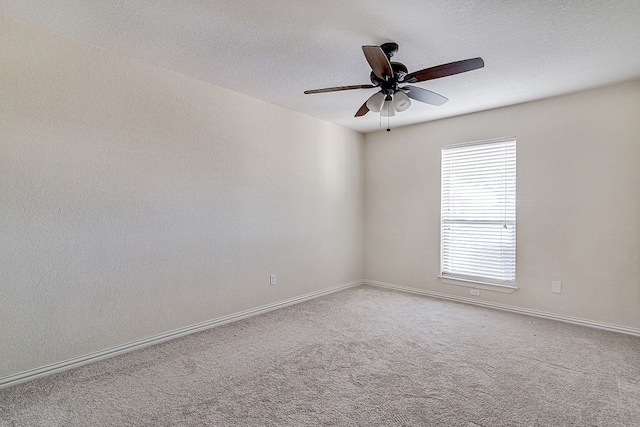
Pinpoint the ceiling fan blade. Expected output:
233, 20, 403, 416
355, 102, 369, 117
404, 85, 448, 106
304, 84, 375, 94
404, 57, 484, 83
362, 46, 393, 80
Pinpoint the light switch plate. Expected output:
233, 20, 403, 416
551, 280, 562, 294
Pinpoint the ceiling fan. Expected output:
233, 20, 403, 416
304, 42, 484, 123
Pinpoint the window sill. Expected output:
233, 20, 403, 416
438, 276, 518, 294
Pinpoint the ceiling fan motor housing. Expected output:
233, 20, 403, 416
370, 61, 408, 94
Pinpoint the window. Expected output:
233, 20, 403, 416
440, 137, 516, 287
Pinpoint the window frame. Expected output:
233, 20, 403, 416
439, 136, 517, 290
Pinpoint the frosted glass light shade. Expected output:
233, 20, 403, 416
365, 92, 385, 112
381, 100, 396, 117
394, 91, 411, 112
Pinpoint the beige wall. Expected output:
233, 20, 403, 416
365, 80, 640, 329
0, 17, 364, 378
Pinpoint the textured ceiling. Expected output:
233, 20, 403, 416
2, 1, 640, 133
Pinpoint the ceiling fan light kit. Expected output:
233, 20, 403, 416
393, 91, 411, 112
381, 99, 396, 117
365, 92, 385, 112
304, 42, 484, 131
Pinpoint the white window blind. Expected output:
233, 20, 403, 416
441, 137, 516, 286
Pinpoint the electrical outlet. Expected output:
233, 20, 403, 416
270, 274, 276, 285
552, 280, 562, 294
470, 289, 480, 296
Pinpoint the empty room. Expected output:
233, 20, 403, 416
1, 2, 639, 426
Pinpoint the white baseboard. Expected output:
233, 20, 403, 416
365, 280, 640, 337
0, 280, 363, 390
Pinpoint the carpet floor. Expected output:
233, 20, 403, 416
1, 285, 639, 426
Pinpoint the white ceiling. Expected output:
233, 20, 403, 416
2, 1, 640, 133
